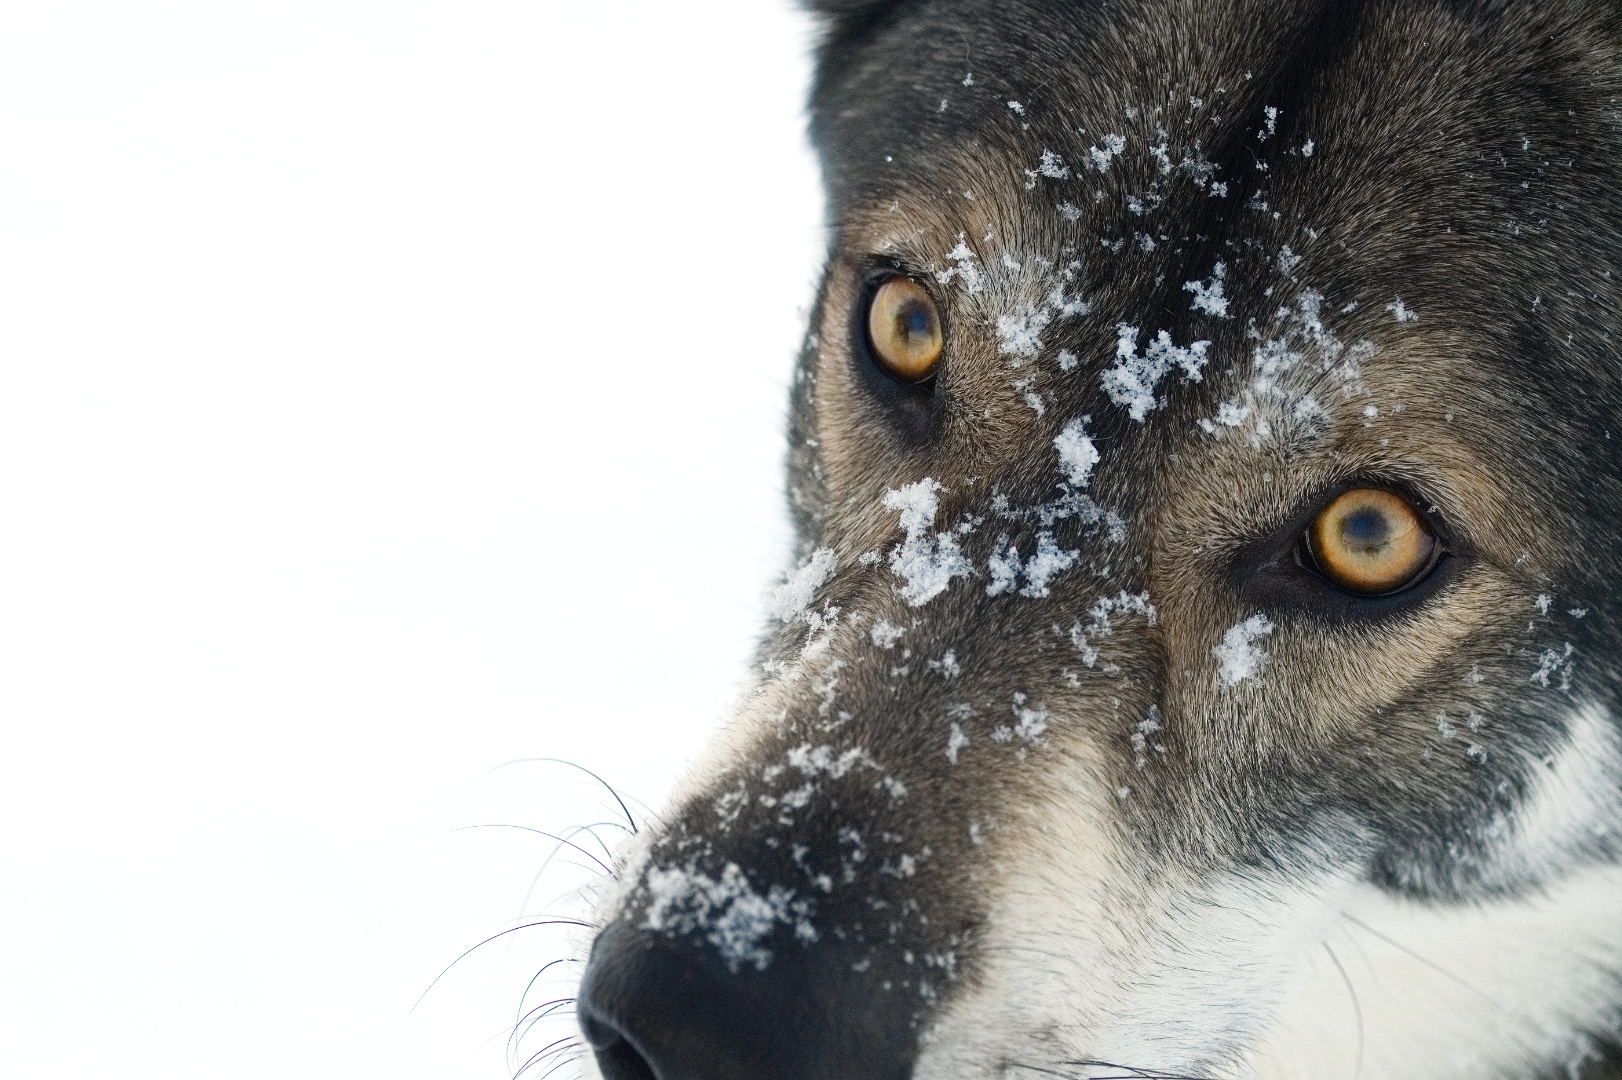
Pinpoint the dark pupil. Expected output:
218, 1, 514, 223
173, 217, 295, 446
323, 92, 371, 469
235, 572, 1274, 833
1341, 507, 1391, 549
898, 301, 932, 341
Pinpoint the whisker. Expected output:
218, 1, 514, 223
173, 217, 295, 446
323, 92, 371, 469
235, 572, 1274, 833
531, 882, 607, 922
1008, 1058, 1216, 1080
1004, 1060, 1088, 1080
1061, 1058, 1222, 1080
511, 1000, 579, 1054
518, 1034, 579, 1063
512, 997, 577, 1033
515, 958, 581, 1032
569, 820, 630, 862
1335, 917, 1382, 984
520, 822, 628, 917
533, 1050, 586, 1080
411, 920, 590, 1012
456, 824, 615, 876
1339, 911, 1512, 1014
1322, 939, 1364, 1080
488, 757, 641, 833
515, 1036, 585, 1080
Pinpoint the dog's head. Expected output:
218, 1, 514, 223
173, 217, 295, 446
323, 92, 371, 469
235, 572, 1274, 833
574, 3, 1622, 1078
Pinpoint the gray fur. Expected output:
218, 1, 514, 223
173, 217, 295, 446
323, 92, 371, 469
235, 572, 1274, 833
576, 3, 1622, 1078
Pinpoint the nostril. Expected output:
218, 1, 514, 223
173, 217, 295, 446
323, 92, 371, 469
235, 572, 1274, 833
578, 921, 919, 1080
581, 1012, 658, 1080
599, 1042, 658, 1080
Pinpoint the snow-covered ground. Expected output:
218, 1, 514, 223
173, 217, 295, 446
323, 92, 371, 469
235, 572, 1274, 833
0, 3, 818, 1075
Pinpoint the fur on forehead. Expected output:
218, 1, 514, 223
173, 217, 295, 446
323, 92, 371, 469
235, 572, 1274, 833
799, 1, 1622, 580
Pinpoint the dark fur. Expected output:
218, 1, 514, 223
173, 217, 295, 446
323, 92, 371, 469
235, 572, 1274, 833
577, 3, 1622, 1077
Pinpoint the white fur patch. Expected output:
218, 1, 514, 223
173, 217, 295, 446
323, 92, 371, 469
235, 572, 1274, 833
1254, 865, 1622, 1080
912, 705, 1622, 1080
1474, 700, 1622, 886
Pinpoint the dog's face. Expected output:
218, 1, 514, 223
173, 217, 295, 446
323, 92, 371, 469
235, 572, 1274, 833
575, 3, 1622, 1079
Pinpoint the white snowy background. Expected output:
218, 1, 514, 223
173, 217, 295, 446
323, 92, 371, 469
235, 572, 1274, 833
0, 2, 819, 1076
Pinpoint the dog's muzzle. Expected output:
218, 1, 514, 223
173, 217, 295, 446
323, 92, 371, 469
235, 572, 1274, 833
578, 920, 918, 1080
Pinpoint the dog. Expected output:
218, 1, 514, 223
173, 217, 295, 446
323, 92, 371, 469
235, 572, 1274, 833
569, 2, 1622, 1078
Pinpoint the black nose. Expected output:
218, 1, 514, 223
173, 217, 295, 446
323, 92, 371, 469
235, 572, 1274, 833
577, 921, 918, 1080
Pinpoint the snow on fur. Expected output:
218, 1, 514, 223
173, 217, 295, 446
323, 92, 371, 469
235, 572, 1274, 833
1054, 417, 1100, 488
1102, 324, 1211, 420
885, 479, 973, 606
643, 863, 816, 971
1214, 614, 1274, 687
768, 548, 837, 621
985, 532, 1080, 598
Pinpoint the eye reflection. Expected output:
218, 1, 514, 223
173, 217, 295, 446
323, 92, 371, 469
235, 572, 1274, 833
1341, 506, 1393, 548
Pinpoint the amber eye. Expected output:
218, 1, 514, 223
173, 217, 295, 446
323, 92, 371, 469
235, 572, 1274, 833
1304, 488, 1441, 595
867, 276, 943, 382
